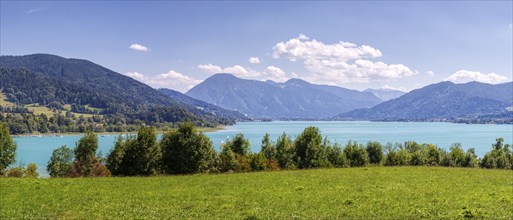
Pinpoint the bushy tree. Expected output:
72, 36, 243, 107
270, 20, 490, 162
426, 144, 441, 166
219, 145, 237, 172
107, 127, 161, 176
106, 136, 127, 175
47, 145, 74, 177
249, 153, 267, 171
442, 143, 466, 167
366, 141, 383, 165
463, 148, 479, 168
294, 126, 324, 169
24, 163, 39, 178
161, 122, 215, 174
225, 133, 250, 156
261, 133, 277, 160
73, 132, 99, 176
326, 143, 348, 168
276, 133, 296, 169
0, 123, 16, 171
344, 141, 369, 167
480, 138, 512, 169
67, 132, 110, 177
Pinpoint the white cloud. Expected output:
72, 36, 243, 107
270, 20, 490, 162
197, 64, 223, 73
249, 57, 260, 64
129, 43, 149, 52
197, 64, 289, 82
381, 85, 408, 92
445, 70, 508, 84
427, 70, 435, 76
272, 34, 416, 85
125, 72, 145, 81
509, 23, 512, 29
124, 70, 200, 92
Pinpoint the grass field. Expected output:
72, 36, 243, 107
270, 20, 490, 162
0, 167, 511, 219
0, 92, 16, 108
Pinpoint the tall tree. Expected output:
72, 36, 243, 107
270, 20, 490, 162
294, 126, 323, 169
161, 122, 215, 174
226, 133, 250, 156
74, 131, 99, 175
276, 132, 295, 169
261, 133, 276, 160
47, 145, 74, 177
0, 123, 16, 171
121, 127, 161, 175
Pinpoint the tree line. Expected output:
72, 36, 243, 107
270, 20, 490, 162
1, 123, 512, 178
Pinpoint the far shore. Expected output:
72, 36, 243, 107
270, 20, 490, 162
12, 126, 225, 137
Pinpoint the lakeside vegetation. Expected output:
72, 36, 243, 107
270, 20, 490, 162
1, 167, 511, 219
1, 122, 512, 178
1, 122, 512, 218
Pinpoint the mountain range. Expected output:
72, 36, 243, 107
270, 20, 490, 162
336, 81, 513, 121
0, 54, 242, 126
1, 53, 511, 124
186, 74, 382, 119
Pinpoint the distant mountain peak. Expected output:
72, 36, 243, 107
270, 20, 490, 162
186, 74, 382, 119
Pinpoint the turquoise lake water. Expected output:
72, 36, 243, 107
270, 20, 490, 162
12, 121, 513, 176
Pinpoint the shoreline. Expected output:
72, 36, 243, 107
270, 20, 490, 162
12, 126, 226, 137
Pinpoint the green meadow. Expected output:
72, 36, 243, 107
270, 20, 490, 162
1, 167, 511, 219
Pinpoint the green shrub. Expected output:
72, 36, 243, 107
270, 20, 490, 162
47, 145, 74, 177
294, 127, 324, 169
225, 133, 250, 156
161, 122, 216, 174
24, 163, 39, 178
366, 141, 383, 165
344, 141, 369, 167
276, 133, 296, 169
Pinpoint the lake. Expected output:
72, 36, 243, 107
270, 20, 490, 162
12, 121, 513, 176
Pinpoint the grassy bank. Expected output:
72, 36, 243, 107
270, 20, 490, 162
1, 167, 511, 219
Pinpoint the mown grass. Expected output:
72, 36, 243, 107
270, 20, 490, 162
0, 167, 511, 219
24, 103, 99, 118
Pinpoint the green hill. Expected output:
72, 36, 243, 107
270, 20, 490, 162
0, 54, 238, 133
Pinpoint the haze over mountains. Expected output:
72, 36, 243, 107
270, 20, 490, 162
186, 74, 382, 119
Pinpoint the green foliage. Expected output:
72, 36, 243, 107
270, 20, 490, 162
161, 122, 215, 174
294, 126, 323, 169
366, 141, 383, 164
24, 163, 39, 178
463, 148, 479, 168
106, 136, 127, 176
480, 138, 512, 169
426, 144, 442, 166
108, 127, 161, 176
343, 141, 369, 167
326, 144, 348, 168
47, 145, 74, 177
73, 132, 99, 176
261, 133, 276, 160
6, 166, 24, 177
225, 133, 251, 156
219, 145, 237, 172
0, 123, 16, 170
442, 143, 466, 167
249, 153, 267, 171
276, 133, 296, 169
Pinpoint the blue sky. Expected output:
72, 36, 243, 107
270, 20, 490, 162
1, 1, 512, 92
